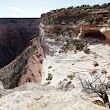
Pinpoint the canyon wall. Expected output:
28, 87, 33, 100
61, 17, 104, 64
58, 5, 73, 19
0, 18, 44, 89
0, 37, 44, 89
0, 18, 40, 68
0, 7, 110, 89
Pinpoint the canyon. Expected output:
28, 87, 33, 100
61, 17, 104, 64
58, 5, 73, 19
0, 3, 110, 110
0, 18, 40, 68
0, 18, 42, 89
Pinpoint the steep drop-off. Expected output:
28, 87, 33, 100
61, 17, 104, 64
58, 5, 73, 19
0, 37, 44, 89
0, 18, 40, 68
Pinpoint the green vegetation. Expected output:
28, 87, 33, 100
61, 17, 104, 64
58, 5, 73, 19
85, 16, 95, 24
107, 81, 110, 88
67, 72, 75, 80
41, 2, 110, 25
60, 39, 85, 53
46, 73, 53, 81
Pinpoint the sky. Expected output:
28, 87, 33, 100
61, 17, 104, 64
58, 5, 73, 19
0, 0, 110, 18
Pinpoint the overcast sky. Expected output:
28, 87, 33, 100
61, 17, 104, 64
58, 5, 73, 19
0, 0, 109, 18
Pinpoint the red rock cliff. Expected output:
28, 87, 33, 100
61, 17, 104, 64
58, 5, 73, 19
0, 37, 44, 89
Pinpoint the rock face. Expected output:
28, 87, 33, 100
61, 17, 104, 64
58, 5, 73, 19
40, 6, 110, 44
18, 38, 44, 86
0, 84, 109, 110
0, 18, 40, 68
0, 37, 44, 89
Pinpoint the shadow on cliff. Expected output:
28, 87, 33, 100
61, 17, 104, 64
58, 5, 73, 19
0, 18, 40, 68
0, 36, 47, 89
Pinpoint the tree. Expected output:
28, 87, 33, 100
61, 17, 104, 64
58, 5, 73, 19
67, 6, 74, 9
93, 4, 100, 9
78, 74, 110, 108
101, 3, 107, 8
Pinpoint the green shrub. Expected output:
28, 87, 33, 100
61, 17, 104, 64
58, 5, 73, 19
85, 16, 94, 24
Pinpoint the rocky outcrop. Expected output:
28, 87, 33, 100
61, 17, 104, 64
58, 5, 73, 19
0, 18, 40, 68
0, 84, 109, 110
41, 8, 89, 25
0, 37, 44, 89
40, 5, 110, 43
18, 38, 44, 86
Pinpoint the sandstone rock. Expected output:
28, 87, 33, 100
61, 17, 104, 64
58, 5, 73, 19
0, 86, 109, 110
101, 69, 107, 74
93, 61, 99, 67
89, 69, 97, 75
18, 54, 42, 86
0, 37, 44, 89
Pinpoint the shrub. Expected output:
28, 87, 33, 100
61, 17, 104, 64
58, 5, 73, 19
85, 16, 94, 24
46, 73, 53, 81
67, 73, 75, 80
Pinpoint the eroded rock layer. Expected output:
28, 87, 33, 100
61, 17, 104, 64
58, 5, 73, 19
0, 37, 44, 89
0, 18, 40, 68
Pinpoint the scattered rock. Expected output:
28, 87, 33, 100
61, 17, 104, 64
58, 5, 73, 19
48, 66, 52, 69
93, 61, 99, 67
89, 69, 97, 75
83, 46, 90, 54
93, 52, 99, 58
101, 69, 107, 74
